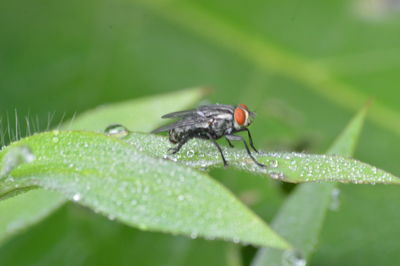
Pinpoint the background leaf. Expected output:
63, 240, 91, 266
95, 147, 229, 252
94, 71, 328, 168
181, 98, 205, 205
0, 190, 64, 245
0, 131, 290, 249
252, 105, 368, 265
0, 204, 234, 266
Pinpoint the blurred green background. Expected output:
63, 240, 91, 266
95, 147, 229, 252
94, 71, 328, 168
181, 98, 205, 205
1, 0, 400, 265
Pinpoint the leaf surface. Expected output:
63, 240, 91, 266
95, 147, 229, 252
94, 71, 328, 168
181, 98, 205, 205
0, 88, 205, 244
0, 131, 290, 249
124, 127, 399, 184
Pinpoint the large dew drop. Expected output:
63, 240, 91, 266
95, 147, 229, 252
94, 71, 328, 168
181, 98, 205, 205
0, 145, 35, 178
52, 130, 60, 143
104, 124, 130, 138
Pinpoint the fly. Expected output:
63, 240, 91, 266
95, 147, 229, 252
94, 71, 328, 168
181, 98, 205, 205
151, 104, 265, 167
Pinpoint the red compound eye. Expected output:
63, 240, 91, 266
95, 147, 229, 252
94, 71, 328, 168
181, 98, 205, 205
238, 104, 248, 110
234, 107, 246, 125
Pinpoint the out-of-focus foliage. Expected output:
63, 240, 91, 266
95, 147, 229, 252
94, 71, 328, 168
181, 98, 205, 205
252, 103, 368, 265
1, 0, 400, 265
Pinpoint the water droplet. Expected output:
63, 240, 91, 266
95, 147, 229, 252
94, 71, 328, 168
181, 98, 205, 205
269, 171, 285, 180
282, 250, 306, 266
178, 195, 185, 201
51, 130, 60, 143
0, 145, 35, 178
269, 160, 279, 168
104, 124, 129, 138
72, 193, 81, 202
186, 150, 195, 158
190, 232, 198, 239
371, 167, 377, 174
330, 187, 341, 211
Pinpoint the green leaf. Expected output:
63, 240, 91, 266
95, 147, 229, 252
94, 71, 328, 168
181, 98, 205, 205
123, 130, 399, 185
328, 104, 370, 156
0, 88, 205, 244
0, 131, 290, 249
251, 106, 369, 265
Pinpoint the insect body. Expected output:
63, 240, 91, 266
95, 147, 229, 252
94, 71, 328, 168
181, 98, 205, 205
151, 104, 265, 167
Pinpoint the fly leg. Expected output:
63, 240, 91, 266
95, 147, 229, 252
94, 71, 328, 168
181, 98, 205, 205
225, 135, 265, 167
243, 128, 259, 153
206, 133, 228, 167
168, 137, 189, 154
225, 137, 235, 148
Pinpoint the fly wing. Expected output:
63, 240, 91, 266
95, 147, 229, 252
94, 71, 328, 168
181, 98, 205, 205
161, 104, 234, 119
151, 122, 179, 133
198, 104, 234, 111
152, 104, 234, 133
161, 109, 197, 119
151, 116, 209, 133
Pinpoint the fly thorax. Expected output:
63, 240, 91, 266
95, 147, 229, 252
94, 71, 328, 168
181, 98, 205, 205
169, 128, 184, 143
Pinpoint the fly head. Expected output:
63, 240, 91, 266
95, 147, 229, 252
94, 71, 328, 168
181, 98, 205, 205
233, 104, 256, 131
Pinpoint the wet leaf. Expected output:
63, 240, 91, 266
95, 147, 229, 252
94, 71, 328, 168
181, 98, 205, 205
123, 128, 399, 185
0, 88, 205, 244
0, 131, 290, 249
251, 106, 369, 265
